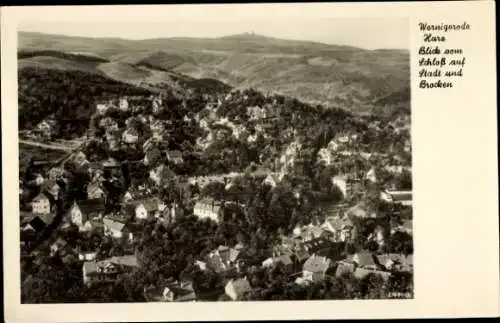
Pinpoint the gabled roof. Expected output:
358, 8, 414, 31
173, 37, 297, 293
28, 213, 56, 231
354, 267, 392, 281
354, 250, 377, 267
102, 157, 120, 168
347, 202, 374, 218
74, 199, 106, 215
134, 197, 162, 212
42, 179, 60, 190
386, 190, 412, 201
166, 150, 183, 159
226, 278, 252, 296
303, 255, 332, 274
103, 218, 126, 232
275, 254, 293, 266
32, 192, 52, 202
301, 237, 331, 254
83, 254, 139, 274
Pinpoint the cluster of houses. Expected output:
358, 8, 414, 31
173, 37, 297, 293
20, 87, 413, 301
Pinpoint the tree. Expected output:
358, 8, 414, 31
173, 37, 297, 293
200, 181, 226, 201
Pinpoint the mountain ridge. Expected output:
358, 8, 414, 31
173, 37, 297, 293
18, 31, 410, 115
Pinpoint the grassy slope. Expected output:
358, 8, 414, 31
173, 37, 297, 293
18, 31, 410, 113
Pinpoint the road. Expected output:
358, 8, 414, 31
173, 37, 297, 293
19, 139, 76, 152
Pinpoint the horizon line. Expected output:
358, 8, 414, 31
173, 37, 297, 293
17, 30, 410, 52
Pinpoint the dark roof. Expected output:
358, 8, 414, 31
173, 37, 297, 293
29, 213, 56, 232
75, 199, 106, 215
301, 237, 332, 254
354, 251, 377, 267
167, 150, 182, 159
32, 192, 52, 202
303, 255, 332, 273
226, 278, 252, 297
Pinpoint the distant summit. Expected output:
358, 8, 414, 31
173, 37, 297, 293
218, 32, 277, 40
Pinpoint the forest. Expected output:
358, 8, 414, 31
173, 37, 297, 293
18, 67, 152, 138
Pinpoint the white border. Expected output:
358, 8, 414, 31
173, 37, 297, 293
2, 2, 499, 322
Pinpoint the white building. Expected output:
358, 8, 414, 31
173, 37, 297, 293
31, 193, 52, 214
380, 190, 412, 206
193, 199, 222, 223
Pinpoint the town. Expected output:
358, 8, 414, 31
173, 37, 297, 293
20, 81, 413, 302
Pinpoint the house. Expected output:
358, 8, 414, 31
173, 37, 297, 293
149, 164, 175, 186
96, 102, 110, 115
122, 128, 139, 144
391, 219, 413, 235
47, 167, 65, 180
35, 119, 56, 139
144, 281, 197, 302
33, 173, 45, 186
366, 167, 378, 183
23, 213, 56, 233
100, 118, 119, 131
82, 254, 139, 286
72, 151, 89, 168
31, 192, 54, 214
152, 96, 163, 114
317, 148, 334, 166
122, 190, 135, 203
150, 120, 166, 137
302, 255, 332, 282
352, 250, 378, 269
321, 216, 355, 242
87, 182, 106, 200
142, 137, 158, 153
103, 218, 132, 240
193, 198, 223, 223
119, 97, 129, 111
376, 254, 413, 272
41, 180, 61, 200
225, 278, 252, 301
133, 198, 165, 220
300, 237, 333, 255
327, 139, 340, 152
206, 245, 242, 273
346, 203, 377, 219
78, 250, 98, 261
246, 105, 267, 120
354, 267, 392, 282
166, 150, 183, 165
404, 139, 411, 153
331, 174, 359, 199
50, 238, 74, 258
261, 254, 294, 272
380, 190, 412, 206
102, 157, 121, 169
293, 225, 326, 243
335, 260, 357, 278
69, 199, 106, 229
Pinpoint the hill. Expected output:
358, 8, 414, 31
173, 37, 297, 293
18, 31, 410, 114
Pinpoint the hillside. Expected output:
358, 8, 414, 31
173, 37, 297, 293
18, 31, 410, 114
18, 67, 154, 137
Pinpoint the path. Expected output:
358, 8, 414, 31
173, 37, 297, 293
19, 139, 76, 152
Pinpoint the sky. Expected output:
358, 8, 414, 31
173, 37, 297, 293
19, 15, 408, 50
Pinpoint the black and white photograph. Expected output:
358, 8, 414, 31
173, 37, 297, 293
16, 12, 414, 304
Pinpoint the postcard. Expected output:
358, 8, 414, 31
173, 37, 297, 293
2, 1, 498, 322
